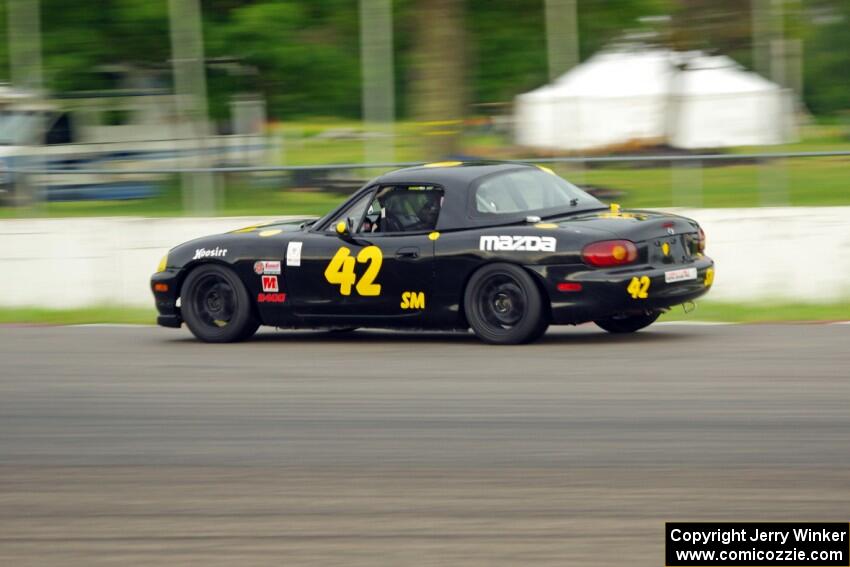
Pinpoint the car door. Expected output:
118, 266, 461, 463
287, 186, 436, 322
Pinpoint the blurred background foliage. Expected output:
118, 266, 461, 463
0, 0, 847, 120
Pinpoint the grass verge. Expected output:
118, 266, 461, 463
660, 301, 850, 322
0, 306, 157, 326
0, 301, 847, 327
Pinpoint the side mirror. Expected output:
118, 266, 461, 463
335, 218, 355, 239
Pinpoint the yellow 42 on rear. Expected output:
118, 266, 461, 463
627, 276, 650, 299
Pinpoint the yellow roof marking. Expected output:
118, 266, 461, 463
423, 161, 462, 168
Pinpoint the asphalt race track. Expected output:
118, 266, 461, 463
1, 323, 849, 565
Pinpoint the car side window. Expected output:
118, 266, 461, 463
361, 185, 444, 234
324, 191, 373, 233
474, 168, 592, 215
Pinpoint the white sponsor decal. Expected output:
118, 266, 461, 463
254, 260, 281, 275
286, 241, 303, 266
261, 275, 279, 292
479, 235, 556, 252
193, 247, 227, 260
664, 267, 698, 283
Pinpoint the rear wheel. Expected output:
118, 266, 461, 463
464, 263, 548, 345
594, 311, 661, 334
181, 264, 260, 343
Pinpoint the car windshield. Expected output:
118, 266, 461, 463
474, 168, 601, 216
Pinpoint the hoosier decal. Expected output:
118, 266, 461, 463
479, 235, 556, 252
192, 247, 227, 260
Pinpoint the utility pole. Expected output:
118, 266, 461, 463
752, 0, 791, 205
7, 0, 44, 209
8, 0, 43, 91
359, 0, 396, 165
785, 0, 804, 103
769, 0, 786, 88
544, 0, 579, 82
411, 0, 465, 160
544, 0, 579, 164
168, 0, 215, 215
751, 0, 771, 78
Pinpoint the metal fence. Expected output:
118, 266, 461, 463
3, 149, 850, 214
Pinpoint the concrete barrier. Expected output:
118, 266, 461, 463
675, 207, 850, 303
0, 216, 281, 309
1, 208, 849, 309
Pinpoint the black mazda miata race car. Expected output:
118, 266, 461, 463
151, 162, 714, 344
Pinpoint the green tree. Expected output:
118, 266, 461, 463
802, 0, 850, 114
4, 0, 845, 122
668, 0, 753, 62
208, 0, 361, 118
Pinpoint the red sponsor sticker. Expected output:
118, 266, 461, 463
257, 293, 286, 303
254, 260, 281, 275
263, 261, 281, 275
261, 275, 279, 292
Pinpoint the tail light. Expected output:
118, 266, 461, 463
697, 227, 706, 253
582, 240, 638, 267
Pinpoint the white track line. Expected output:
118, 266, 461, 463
56, 321, 850, 328
67, 324, 152, 328
656, 321, 736, 326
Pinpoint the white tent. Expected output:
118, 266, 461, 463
667, 55, 795, 148
514, 49, 796, 151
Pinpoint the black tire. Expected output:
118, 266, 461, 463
463, 263, 549, 345
594, 311, 661, 334
181, 264, 260, 343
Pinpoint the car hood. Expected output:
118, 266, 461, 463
227, 217, 318, 235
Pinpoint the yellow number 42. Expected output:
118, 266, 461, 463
627, 276, 650, 299
324, 246, 383, 296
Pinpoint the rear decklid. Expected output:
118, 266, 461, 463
551, 207, 702, 266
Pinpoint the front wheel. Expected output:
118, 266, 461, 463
181, 264, 260, 343
594, 311, 661, 334
464, 263, 549, 345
